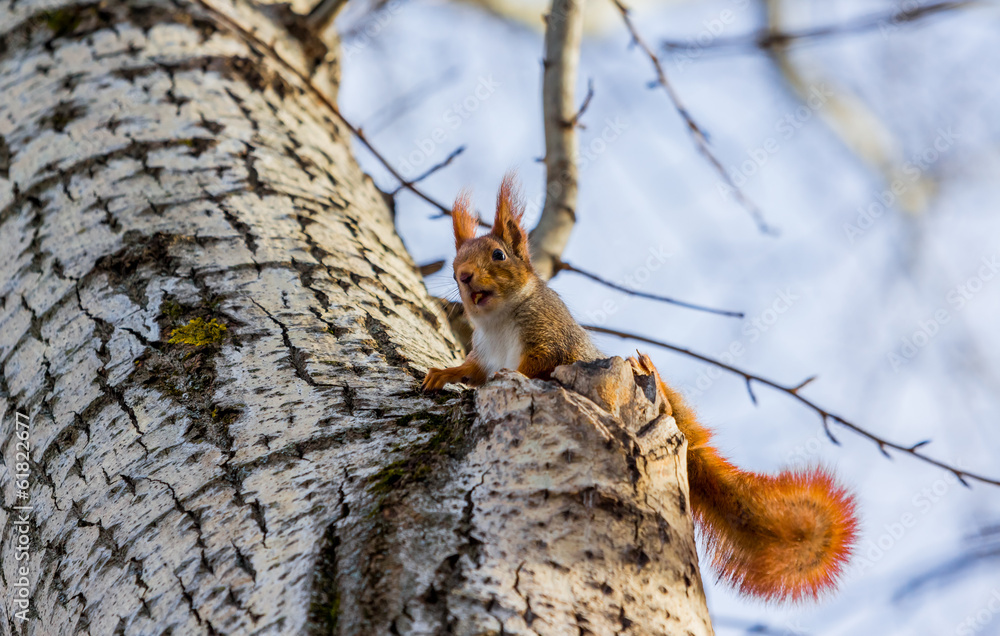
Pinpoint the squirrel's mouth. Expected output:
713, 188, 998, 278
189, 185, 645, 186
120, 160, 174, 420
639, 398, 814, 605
468, 289, 494, 307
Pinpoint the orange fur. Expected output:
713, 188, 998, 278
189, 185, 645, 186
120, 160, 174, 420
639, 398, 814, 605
633, 354, 858, 602
491, 172, 529, 261
422, 356, 487, 391
452, 190, 477, 250
518, 351, 554, 381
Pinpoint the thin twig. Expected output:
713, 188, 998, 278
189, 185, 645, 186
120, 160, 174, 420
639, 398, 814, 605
567, 78, 595, 129
711, 614, 812, 636
555, 260, 744, 318
389, 146, 465, 196
305, 0, 350, 33
363, 65, 462, 136
584, 324, 1000, 487
418, 260, 446, 276
192, 0, 455, 217
611, 0, 776, 235
530, 0, 586, 281
661, 1, 975, 55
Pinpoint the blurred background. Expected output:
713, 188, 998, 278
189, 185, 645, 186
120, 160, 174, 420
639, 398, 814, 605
328, 0, 1000, 633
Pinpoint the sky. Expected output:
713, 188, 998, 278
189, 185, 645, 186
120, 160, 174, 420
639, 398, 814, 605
334, 0, 1000, 633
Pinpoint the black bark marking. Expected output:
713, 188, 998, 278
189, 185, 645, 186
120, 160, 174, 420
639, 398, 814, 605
306, 479, 349, 635
146, 477, 215, 578
0, 134, 10, 179
91, 231, 174, 310
341, 383, 356, 415
199, 115, 225, 135
249, 297, 333, 387
0, 3, 220, 63
39, 99, 86, 133
363, 313, 414, 375
217, 199, 259, 256
0, 139, 219, 227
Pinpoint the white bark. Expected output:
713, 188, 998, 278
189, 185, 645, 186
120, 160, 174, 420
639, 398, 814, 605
0, 0, 713, 634
530, 0, 583, 281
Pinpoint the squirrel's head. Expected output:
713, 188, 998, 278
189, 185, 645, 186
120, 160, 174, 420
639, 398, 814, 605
451, 173, 535, 317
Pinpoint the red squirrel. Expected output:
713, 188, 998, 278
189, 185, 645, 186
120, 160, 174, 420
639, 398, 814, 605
422, 174, 858, 602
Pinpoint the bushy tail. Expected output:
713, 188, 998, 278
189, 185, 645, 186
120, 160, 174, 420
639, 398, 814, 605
638, 356, 858, 602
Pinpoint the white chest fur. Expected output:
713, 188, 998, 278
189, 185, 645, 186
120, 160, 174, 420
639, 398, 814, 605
470, 313, 523, 377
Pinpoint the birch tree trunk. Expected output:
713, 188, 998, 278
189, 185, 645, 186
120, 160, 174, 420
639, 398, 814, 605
0, 0, 714, 634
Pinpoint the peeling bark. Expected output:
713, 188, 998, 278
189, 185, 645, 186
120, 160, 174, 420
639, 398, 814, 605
0, 0, 712, 634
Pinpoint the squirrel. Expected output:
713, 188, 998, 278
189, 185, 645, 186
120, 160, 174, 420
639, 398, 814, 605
422, 174, 858, 602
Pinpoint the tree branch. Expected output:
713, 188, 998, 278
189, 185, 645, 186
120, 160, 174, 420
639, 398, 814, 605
530, 0, 586, 281
362, 65, 461, 136
584, 324, 1000, 488
611, 0, 776, 236
567, 78, 595, 129
555, 259, 744, 318
711, 615, 812, 636
661, 1, 975, 55
389, 145, 465, 196
305, 0, 350, 34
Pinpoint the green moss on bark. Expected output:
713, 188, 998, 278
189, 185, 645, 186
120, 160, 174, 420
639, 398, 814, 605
168, 317, 227, 347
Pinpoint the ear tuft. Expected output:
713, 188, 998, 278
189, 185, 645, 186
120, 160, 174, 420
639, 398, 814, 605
452, 191, 477, 250
492, 172, 530, 262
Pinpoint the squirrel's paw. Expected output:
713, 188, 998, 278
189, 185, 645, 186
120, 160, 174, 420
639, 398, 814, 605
627, 352, 658, 378
422, 368, 449, 391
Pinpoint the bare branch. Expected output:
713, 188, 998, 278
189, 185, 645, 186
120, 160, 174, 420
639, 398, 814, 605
567, 78, 595, 129
530, 0, 586, 281
418, 260, 446, 276
584, 324, 1000, 487
790, 375, 817, 393
363, 65, 461, 136
555, 259, 744, 318
661, 1, 975, 55
712, 614, 813, 636
389, 145, 466, 196
611, 0, 777, 235
305, 0, 350, 33
820, 415, 839, 445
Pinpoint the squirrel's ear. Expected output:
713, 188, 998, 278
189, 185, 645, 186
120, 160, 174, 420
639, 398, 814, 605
491, 172, 530, 262
452, 191, 477, 250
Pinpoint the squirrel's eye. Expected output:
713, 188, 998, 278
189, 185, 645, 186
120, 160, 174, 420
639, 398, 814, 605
492, 249, 506, 261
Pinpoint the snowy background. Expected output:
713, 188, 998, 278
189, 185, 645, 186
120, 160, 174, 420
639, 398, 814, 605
333, 0, 1000, 633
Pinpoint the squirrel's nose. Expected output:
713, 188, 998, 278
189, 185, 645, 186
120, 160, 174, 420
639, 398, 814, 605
459, 271, 473, 285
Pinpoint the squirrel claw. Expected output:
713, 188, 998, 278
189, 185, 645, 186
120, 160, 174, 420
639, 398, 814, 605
422, 368, 446, 392
628, 351, 658, 378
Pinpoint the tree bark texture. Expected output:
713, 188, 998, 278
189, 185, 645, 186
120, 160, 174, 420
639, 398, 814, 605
0, 0, 713, 634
